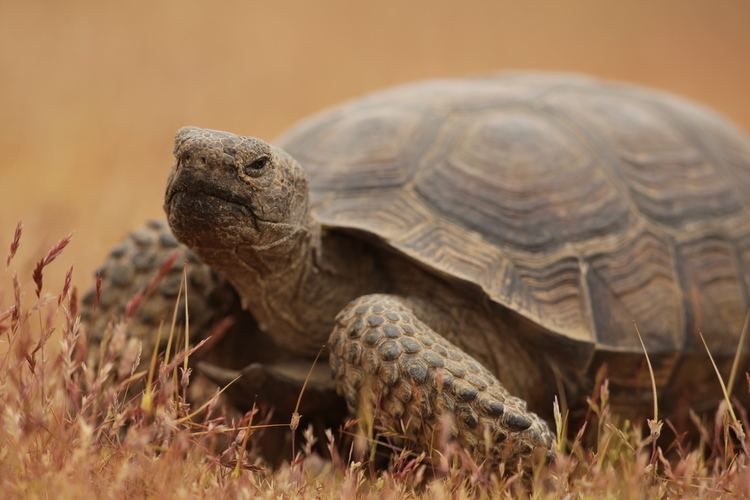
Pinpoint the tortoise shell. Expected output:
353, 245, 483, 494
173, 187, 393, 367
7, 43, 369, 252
277, 73, 750, 362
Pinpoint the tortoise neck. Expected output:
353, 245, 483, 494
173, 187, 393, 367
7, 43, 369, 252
218, 219, 379, 357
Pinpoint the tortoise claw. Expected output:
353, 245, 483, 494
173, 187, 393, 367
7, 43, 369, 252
197, 361, 266, 393
196, 360, 344, 417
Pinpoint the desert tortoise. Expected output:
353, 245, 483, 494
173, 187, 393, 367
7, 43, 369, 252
84, 73, 750, 464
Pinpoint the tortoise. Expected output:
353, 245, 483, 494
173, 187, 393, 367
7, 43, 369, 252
83, 72, 750, 465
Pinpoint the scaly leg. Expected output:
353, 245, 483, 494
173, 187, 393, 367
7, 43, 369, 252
329, 294, 554, 466
81, 220, 239, 374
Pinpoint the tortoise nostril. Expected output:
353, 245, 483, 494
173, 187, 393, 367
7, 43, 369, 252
178, 152, 212, 168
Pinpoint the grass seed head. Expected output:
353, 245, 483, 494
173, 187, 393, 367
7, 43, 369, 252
32, 232, 73, 297
6, 220, 23, 268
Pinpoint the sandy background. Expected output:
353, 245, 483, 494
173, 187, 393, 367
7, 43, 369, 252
1, 0, 749, 292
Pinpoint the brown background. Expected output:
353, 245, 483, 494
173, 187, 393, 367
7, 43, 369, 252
1, 0, 749, 291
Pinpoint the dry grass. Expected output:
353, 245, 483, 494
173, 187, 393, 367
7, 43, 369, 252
2, 225, 750, 499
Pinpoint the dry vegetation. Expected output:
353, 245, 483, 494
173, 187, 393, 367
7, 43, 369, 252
3, 2, 750, 498
2, 223, 750, 499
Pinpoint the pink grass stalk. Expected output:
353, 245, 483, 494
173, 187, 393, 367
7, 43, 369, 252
6, 220, 23, 267
12, 273, 21, 325
125, 249, 181, 319
32, 233, 73, 297
94, 272, 103, 307
58, 265, 73, 305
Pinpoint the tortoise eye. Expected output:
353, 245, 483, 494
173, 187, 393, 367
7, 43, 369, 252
242, 156, 269, 177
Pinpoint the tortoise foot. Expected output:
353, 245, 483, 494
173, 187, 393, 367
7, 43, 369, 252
329, 293, 554, 467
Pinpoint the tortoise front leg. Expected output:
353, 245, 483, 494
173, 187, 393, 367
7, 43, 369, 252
328, 294, 554, 466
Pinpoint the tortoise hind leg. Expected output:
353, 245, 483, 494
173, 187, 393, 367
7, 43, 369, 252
328, 293, 553, 466
81, 219, 239, 374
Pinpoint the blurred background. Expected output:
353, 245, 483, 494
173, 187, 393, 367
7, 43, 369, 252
1, 0, 749, 291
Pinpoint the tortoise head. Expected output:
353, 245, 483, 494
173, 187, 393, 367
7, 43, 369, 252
165, 126, 310, 251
